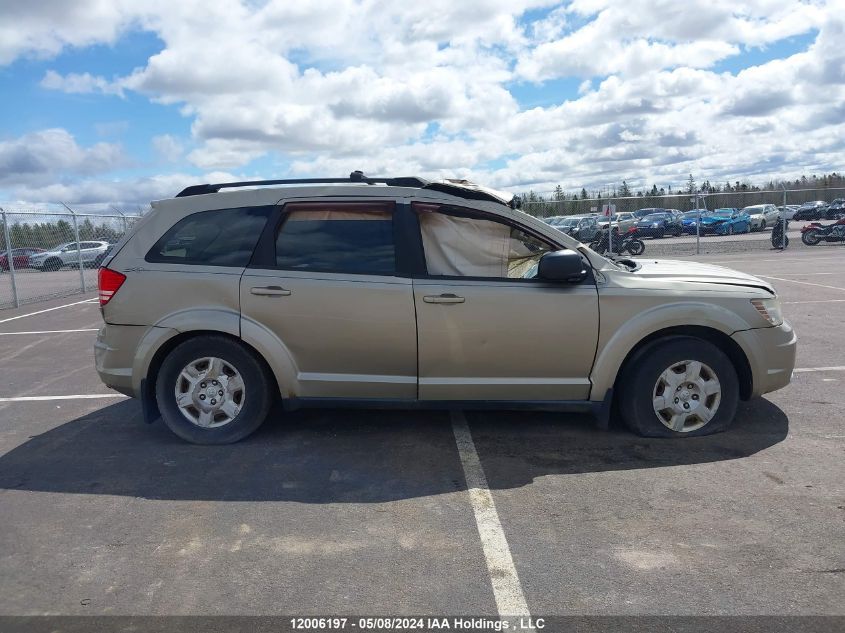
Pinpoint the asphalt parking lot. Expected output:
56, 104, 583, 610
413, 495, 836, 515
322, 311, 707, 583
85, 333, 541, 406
0, 249, 843, 621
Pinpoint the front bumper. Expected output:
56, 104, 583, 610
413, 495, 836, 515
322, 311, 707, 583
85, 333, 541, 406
731, 320, 797, 397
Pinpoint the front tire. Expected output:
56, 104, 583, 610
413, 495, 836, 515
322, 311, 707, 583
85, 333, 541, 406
155, 336, 274, 444
618, 337, 739, 438
42, 258, 62, 271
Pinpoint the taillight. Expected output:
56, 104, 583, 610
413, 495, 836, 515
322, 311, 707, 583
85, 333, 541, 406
98, 267, 126, 306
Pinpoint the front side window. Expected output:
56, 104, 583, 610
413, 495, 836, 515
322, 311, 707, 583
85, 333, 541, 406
415, 204, 556, 279
147, 206, 271, 267
274, 202, 395, 275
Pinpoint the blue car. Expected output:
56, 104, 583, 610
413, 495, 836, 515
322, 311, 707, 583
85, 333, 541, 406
684, 208, 751, 235
680, 211, 703, 234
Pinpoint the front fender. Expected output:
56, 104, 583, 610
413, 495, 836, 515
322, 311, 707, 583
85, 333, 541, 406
590, 300, 751, 400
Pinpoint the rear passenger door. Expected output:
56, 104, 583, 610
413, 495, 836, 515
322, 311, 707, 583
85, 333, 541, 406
240, 200, 417, 400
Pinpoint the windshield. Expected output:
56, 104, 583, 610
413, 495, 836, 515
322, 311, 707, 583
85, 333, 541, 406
682, 211, 699, 218
713, 209, 733, 217
641, 214, 665, 221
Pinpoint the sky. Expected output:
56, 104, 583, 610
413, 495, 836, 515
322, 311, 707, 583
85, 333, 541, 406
0, 0, 843, 211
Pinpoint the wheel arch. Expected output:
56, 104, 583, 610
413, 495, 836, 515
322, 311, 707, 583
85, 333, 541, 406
139, 329, 288, 421
609, 325, 753, 402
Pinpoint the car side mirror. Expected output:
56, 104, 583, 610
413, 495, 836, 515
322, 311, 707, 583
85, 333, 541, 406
538, 250, 588, 283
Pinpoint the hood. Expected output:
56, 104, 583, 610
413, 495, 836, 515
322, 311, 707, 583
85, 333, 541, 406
699, 216, 727, 224
637, 218, 664, 225
628, 259, 775, 293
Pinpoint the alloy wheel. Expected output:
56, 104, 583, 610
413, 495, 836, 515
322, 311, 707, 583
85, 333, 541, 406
174, 357, 246, 428
652, 360, 721, 432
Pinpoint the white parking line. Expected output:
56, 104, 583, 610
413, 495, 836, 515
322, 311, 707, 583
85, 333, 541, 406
0, 394, 126, 402
0, 298, 98, 324
783, 299, 845, 304
711, 256, 845, 264
757, 275, 845, 291
0, 328, 98, 336
451, 411, 532, 622
793, 366, 845, 373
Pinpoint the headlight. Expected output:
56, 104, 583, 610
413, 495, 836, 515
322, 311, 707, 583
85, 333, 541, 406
751, 298, 783, 326
651, 222, 659, 227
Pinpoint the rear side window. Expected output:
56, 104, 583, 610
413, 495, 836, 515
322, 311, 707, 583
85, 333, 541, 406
274, 202, 395, 275
146, 206, 271, 267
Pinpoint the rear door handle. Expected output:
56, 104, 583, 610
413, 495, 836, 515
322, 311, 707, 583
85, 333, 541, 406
423, 293, 465, 304
250, 286, 291, 297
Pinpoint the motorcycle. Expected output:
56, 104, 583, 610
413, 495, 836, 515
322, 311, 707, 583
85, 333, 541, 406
771, 219, 789, 249
801, 217, 845, 246
590, 226, 645, 256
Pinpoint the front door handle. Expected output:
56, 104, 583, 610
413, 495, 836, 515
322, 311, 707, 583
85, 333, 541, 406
423, 293, 465, 304
250, 286, 291, 297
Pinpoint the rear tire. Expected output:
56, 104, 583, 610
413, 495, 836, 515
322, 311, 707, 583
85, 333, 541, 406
802, 230, 821, 246
155, 336, 274, 444
626, 239, 645, 256
618, 337, 739, 438
760, 220, 767, 230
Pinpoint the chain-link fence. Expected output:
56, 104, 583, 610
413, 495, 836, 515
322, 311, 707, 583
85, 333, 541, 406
0, 209, 143, 309
522, 187, 845, 257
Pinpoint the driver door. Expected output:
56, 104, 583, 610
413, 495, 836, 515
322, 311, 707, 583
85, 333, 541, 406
411, 203, 599, 402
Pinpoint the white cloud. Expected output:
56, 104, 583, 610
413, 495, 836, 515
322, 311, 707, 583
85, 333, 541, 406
0, 0, 133, 65
0, 129, 126, 187
41, 70, 124, 96
152, 134, 184, 162
2, 0, 845, 206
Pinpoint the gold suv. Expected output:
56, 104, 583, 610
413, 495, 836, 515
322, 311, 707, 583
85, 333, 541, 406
95, 174, 796, 444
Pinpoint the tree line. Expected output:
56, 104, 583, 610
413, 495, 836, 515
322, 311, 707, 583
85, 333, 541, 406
520, 172, 845, 217
0, 217, 126, 251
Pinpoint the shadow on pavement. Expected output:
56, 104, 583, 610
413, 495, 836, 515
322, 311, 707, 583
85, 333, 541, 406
0, 398, 788, 503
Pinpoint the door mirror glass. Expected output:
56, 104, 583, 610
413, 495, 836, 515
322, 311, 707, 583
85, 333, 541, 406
537, 250, 588, 283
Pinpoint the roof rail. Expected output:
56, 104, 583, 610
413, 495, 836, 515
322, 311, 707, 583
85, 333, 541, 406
175, 171, 428, 197
174, 171, 520, 208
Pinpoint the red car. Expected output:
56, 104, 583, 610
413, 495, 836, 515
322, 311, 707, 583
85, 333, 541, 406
0, 247, 46, 271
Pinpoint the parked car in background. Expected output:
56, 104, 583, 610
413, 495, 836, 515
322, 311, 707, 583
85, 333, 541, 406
699, 208, 751, 235
94, 172, 796, 444
28, 241, 112, 271
598, 212, 638, 233
742, 204, 779, 231
635, 211, 683, 238
824, 199, 845, 219
544, 216, 567, 226
634, 207, 668, 219
0, 247, 46, 271
551, 215, 601, 242
793, 201, 829, 221
777, 205, 800, 220
680, 211, 702, 234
